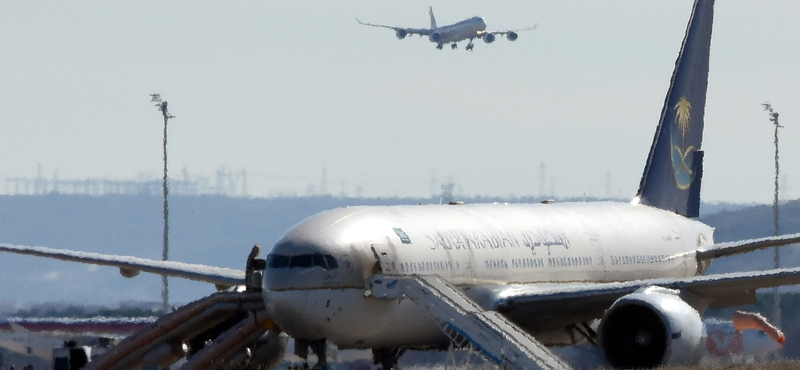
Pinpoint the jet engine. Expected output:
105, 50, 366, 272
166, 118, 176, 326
597, 287, 703, 369
395, 29, 407, 39
483, 33, 496, 43
507, 31, 518, 41
430, 32, 442, 42
119, 267, 140, 278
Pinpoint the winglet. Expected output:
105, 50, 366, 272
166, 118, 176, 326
635, 0, 714, 218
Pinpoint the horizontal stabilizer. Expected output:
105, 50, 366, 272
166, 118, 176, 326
696, 233, 800, 261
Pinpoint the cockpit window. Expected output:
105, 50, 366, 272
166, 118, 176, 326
291, 254, 313, 268
266, 254, 290, 268
313, 254, 326, 268
324, 254, 338, 269
267, 253, 339, 270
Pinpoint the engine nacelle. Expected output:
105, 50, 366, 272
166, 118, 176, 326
119, 267, 141, 278
483, 33, 496, 43
395, 29, 407, 40
507, 31, 518, 41
429, 32, 442, 43
597, 286, 703, 369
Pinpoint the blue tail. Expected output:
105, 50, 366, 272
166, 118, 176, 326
636, 0, 714, 218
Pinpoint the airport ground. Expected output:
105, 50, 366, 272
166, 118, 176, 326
670, 361, 800, 370
4, 347, 800, 370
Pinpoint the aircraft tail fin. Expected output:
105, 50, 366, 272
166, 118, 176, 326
635, 0, 714, 218
429, 6, 437, 29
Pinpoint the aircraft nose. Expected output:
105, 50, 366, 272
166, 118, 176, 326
261, 272, 311, 337
261, 239, 349, 340
262, 241, 343, 291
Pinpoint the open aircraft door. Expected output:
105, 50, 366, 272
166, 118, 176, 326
371, 244, 396, 274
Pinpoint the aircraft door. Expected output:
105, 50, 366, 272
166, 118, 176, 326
371, 244, 396, 274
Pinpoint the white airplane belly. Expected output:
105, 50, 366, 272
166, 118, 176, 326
264, 288, 445, 349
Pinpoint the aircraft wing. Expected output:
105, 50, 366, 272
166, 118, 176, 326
0, 243, 245, 288
356, 19, 433, 37
483, 24, 537, 37
3, 317, 155, 336
696, 232, 800, 260
486, 266, 800, 332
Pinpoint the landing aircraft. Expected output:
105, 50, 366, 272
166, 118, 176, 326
3, 0, 800, 369
357, 6, 535, 51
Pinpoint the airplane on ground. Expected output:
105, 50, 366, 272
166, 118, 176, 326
357, 6, 535, 51
3, 0, 800, 369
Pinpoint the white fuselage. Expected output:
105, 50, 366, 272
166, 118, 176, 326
262, 201, 713, 349
429, 16, 487, 44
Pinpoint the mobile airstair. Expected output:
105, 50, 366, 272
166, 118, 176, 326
83, 291, 284, 370
369, 274, 572, 370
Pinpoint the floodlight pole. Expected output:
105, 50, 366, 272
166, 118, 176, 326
151, 93, 175, 315
762, 102, 782, 328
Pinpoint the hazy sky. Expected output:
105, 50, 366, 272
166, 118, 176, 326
1, 1, 799, 203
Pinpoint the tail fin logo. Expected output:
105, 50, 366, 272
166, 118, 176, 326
672, 96, 696, 189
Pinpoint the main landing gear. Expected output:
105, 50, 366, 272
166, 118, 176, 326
372, 347, 405, 370
293, 338, 329, 370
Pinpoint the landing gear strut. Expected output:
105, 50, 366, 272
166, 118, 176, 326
295, 339, 329, 369
372, 347, 404, 370
567, 321, 598, 345
466, 42, 474, 51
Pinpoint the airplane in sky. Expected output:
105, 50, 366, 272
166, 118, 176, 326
3, 0, 800, 369
357, 6, 536, 51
